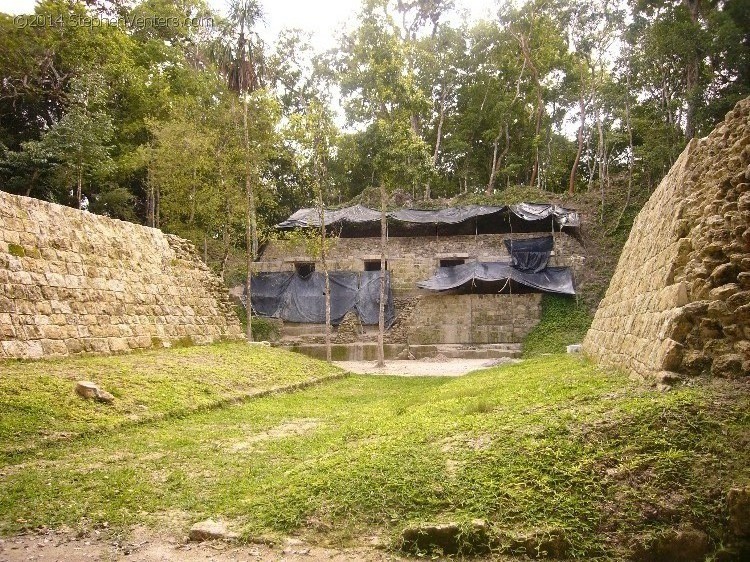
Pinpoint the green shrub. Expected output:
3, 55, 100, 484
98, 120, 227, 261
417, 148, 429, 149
523, 294, 592, 356
235, 304, 280, 342
252, 317, 280, 342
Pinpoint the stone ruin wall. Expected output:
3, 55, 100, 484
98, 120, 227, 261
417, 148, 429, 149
584, 98, 750, 378
258, 231, 582, 345
406, 293, 542, 345
0, 191, 243, 359
258, 231, 583, 295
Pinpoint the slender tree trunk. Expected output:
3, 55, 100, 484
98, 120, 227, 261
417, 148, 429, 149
220, 192, 230, 280
569, 91, 586, 195
319, 194, 331, 363
683, 0, 701, 140
243, 95, 255, 342
146, 162, 155, 228
377, 183, 387, 368
487, 123, 509, 196
611, 69, 635, 234
155, 185, 160, 228
596, 108, 605, 191
25, 170, 38, 197
189, 168, 197, 225
76, 166, 83, 209
530, 88, 543, 189
426, 86, 447, 200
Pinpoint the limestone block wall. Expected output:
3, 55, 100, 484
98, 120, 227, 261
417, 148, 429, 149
257, 231, 578, 345
0, 191, 243, 359
258, 232, 582, 296
407, 293, 542, 345
584, 98, 750, 378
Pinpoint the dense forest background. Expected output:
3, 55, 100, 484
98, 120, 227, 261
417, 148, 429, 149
1, 0, 749, 285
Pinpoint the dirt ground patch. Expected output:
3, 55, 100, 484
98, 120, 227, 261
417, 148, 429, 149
0, 528, 404, 562
229, 419, 321, 452
336, 358, 518, 377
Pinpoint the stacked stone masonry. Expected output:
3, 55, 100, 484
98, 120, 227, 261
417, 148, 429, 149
258, 232, 580, 295
584, 98, 750, 378
258, 230, 582, 345
0, 191, 243, 359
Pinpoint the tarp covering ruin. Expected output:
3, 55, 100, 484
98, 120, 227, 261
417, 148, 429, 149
276, 203, 580, 233
250, 270, 396, 326
415, 261, 576, 295
504, 235, 554, 273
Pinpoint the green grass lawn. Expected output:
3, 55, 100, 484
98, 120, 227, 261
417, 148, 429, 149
1, 349, 748, 559
0, 343, 343, 459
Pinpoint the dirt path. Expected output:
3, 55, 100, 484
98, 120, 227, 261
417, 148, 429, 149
0, 528, 404, 562
336, 358, 518, 377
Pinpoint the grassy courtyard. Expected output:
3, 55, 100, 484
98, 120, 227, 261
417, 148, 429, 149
0, 345, 748, 559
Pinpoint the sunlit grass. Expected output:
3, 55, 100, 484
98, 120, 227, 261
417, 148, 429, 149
1, 351, 747, 558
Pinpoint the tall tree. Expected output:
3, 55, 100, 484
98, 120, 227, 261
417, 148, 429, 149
212, 0, 269, 341
289, 99, 338, 361
37, 73, 114, 209
336, 1, 431, 365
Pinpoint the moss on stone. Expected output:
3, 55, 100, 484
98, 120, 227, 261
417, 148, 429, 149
8, 243, 25, 257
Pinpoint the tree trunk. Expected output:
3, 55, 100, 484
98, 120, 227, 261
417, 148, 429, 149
611, 69, 635, 234
319, 198, 331, 363
487, 123, 509, 196
220, 193, 230, 280
569, 91, 586, 195
683, 0, 701, 140
243, 95, 255, 342
76, 166, 83, 209
377, 183, 387, 368
189, 168, 197, 225
530, 88, 543, 189
146, 169, 154, 228
426, 86, 447, 200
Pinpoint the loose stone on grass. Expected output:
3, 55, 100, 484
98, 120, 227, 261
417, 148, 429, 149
401, 522, 462, 554
188, 519, 238, 542
74, 381, 114, 404
728, 487, 750, 537
633, 526, 710, 562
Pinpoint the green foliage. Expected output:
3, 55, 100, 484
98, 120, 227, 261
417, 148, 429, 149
233, 304, 280, 341
523, 294, 593, 356
251, 317, 280, 342
0, 0, 747, 265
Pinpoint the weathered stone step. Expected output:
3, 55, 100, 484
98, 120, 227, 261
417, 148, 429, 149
273, 342, 522, 361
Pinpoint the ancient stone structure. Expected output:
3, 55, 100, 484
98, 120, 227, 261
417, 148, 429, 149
584, 98, 750, 378
0, 191, 243, 359
256, 206, 584, 356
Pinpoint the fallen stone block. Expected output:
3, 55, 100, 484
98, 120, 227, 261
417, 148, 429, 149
188, 519, 239, 542
633, 526, 710, 562
728, 487, 750, 537
74, 381, 114, 404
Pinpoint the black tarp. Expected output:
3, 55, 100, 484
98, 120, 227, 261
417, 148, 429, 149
250, 270, 395, 326
276, 203, 580, 232
416, 261, 576, 295
504, 236, 554, 273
